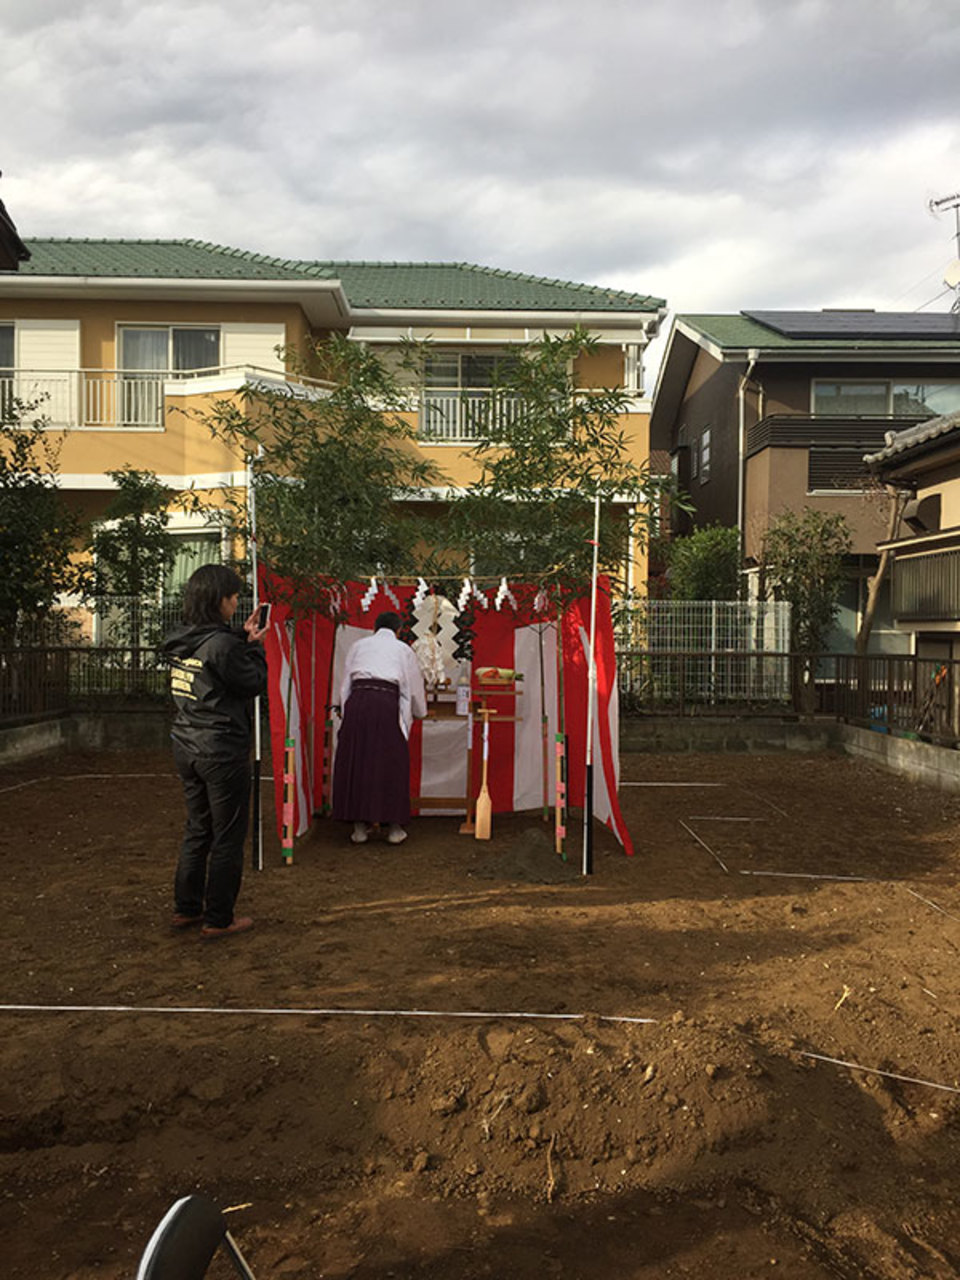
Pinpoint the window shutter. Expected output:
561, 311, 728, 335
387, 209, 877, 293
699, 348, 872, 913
220, 323, 285, 372
15, 319, 80, 425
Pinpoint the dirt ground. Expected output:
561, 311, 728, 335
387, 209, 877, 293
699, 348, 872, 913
2, 742, 960, 1279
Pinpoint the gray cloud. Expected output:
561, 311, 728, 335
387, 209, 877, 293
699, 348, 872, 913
2, 0, 958, 335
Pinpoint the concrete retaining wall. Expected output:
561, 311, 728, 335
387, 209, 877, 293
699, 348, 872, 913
838, 722, 960, 793
620, 716, 843, 754
620, 714, 960, 793
0, 709, 171, 764
5, 710, 959, 795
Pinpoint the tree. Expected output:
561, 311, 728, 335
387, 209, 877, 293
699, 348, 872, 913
89, 467, 180, 648
856, 482, 908, 655
666, 524, 741, 600
204, 334, 444, 611
0, 396, 88, 643
440, 329, 678, 598
762, 507, 852, 652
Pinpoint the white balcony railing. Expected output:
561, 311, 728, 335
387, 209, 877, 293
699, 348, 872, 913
0, 367, 332, 429
419, 390, 526, 443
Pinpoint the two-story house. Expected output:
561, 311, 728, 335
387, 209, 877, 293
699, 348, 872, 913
865, 408, 960, 662
650, 310, 960, 650
1, 239, 666, 593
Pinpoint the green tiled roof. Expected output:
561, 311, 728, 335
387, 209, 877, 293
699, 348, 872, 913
19, 238, 314, 280
15, 238, 664, 312
680, 313, 960, 352
302, 260, 664, 312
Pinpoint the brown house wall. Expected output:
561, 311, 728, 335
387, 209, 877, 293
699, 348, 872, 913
744, 447, 887, 560
675, 349, 741, 528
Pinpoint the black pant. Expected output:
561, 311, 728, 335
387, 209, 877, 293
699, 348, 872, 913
173, 742, 251, 928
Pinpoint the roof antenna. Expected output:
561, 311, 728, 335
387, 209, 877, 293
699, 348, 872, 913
928, 191, 960, 313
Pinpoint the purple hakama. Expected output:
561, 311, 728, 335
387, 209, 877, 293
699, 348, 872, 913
332, 677, 411, 825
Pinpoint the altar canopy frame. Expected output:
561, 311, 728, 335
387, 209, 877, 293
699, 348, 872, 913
260, 577, 633, 857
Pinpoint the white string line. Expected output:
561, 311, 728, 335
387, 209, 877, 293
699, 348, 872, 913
738, 788, 789, 818
740, 870, 882, 883
799, 1051, 960, 1095
687, 816, 766, 822
0, 777, 44, 795
0, 1003, 658, 1026
678, 820, 730, 873
620, 782, 725, 787
904, 887, 960, 926
2, 1003, 957, 1096
0, 773, 276, 796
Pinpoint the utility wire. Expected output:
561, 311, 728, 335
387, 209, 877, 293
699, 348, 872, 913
913, 286, 953, 312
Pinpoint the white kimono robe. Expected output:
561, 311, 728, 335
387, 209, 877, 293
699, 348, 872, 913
340, 629, 427, 739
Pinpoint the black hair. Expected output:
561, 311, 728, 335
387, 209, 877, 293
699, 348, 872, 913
374, 611, 402, 633
182, 564, 245, 626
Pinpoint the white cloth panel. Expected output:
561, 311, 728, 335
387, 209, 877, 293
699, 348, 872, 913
419, 718, 468, 813
220, 323, 286, 372
330, 624, 366, 767
576, 624, 619, 831
277, 643, 310, 837
15, 319, 81, 425
513, 622, 558, 812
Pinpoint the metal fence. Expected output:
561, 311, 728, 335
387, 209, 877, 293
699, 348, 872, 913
5, 643, 960, 751
0, 647, 169, 720
621, 600, 792, 651
616, 601, 793, 704
617, 649, 960, 746
11, 595, 254, 648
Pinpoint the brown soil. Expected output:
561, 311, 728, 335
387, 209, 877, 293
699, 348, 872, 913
2, 745, 960, 1278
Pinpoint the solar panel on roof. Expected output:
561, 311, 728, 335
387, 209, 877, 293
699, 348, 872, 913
743, 310, 960, 340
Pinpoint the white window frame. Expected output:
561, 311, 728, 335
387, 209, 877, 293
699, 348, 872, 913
811, 378, 960, 418
699, 426, 711, 482
117, 323, 221, 372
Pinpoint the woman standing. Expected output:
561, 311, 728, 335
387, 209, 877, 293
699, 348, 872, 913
163, 565, 268, 939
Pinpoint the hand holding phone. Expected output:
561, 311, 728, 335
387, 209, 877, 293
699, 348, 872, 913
245, 602, 271, 643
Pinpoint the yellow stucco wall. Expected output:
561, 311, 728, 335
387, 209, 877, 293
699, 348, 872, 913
911, 461, 960, 528
0, 297, 311, 369
6, 296, 655, 590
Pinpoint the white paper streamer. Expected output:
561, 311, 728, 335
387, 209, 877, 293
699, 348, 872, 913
360, 577, 378, 612
495, 577, 517, 611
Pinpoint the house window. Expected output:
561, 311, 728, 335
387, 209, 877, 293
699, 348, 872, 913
814, 382, 888, 416
0, 323, 12, 420
119, 326, 220, 425
424, 350, 518, 390
891, 382, 960, 418
699, 427, 711, 482
164, 532, 222, 594
814, 380, 960, 418
421, 349, 521, 442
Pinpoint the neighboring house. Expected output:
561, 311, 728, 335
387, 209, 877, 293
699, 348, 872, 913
1, 239, 665, 592
650, 309, 960, 650
0, 180, 29, 272
865, 409, 960, 661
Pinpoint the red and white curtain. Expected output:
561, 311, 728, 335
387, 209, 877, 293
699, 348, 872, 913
260, 579, 632, 856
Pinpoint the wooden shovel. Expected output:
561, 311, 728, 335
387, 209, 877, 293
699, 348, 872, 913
475, 708, 494, 840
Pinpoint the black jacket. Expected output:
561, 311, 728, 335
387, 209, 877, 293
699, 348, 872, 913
163, 622, 268, 760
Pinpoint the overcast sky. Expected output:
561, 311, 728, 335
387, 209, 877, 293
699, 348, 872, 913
3, 0, 960, 374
